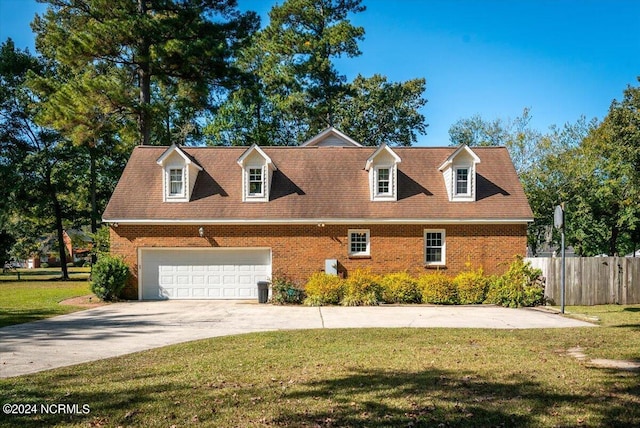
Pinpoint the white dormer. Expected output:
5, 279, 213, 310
300, 127, 363, 147
156, 144, 202, 203
365, 144, 401, 201
438, 145, 481, 202
237, 145, 277, 202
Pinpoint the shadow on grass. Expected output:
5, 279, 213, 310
270, 367, 640, 427
271, 368, 557, 427
2, 365, 640, 427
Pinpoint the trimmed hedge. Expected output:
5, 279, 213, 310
304, 272, 344, 306
298, 257, 544, 308
454, 268, 489, 304
418, 272, 457, 304
380, 272, 421, 304
341, 269, 382, 306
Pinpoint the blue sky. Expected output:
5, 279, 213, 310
1, 0, 639, 146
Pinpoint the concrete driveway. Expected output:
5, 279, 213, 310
0, 301, 595, 378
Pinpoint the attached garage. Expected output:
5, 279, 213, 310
139, 248, 271, 300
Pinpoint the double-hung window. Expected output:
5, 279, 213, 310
248, 167, 263, 196
424, 229, 445, 265
349, 229, 370, 257
169, 168, 184, 197
455, 167, 470, 196
376, 167, 391, 196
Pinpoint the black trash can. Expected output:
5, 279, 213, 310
257, 281, 269, 304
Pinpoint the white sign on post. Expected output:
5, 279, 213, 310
554, 204, 564, 229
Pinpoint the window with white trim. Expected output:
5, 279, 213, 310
248, 167, 263, 196
455, 167, 470, 196
376, 167, 390, 195
169, 168, 184, 197
424, 229, 445, 265
349, 229, 370, 256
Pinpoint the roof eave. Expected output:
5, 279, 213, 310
102, 217, 534, 226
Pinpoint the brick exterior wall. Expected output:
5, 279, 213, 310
111, 223, 528, 299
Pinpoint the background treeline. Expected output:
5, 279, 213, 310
0, 0, 638, 278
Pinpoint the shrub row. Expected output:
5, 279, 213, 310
273, 257, 544, 308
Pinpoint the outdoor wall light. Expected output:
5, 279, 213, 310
198, 227, 204, 237
112, 222, 119, 228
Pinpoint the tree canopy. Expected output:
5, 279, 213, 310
204, 0, 427, 146
449, 82, 640, 257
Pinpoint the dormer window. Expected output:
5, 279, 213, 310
248, 168, 263, 196
237, 145, 277, 203
455, 167, 470, 196
365, 144, 401, 201
376, 167, 391, 195
156, 144, 202, 203
169, 168, 184, 197
439, 145, 480, 202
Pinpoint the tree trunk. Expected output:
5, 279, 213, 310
610, 224, 619, 256
90, 144, 98, 265
46, 168, 69, 280
138, 0, 151, 146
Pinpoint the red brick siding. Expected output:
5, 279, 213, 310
110, 223, 527, 299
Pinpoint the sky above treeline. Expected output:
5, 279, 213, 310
1, 0, 639, 146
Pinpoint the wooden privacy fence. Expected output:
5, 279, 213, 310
525, 257, 640, 306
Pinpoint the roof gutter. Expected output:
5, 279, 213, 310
103, 217, 533, 226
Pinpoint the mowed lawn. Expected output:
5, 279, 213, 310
1, 278, 639, 427
0, 268, 93, 327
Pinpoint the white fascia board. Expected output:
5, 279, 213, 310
156, 144, 203, 170
438, 144, 481, 171
103, 217, 533, 225
301, 126, 363, 147
365, 144, 402, 171
236, 144, 277, 170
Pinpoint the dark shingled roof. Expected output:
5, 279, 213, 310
102, 146, 533, 222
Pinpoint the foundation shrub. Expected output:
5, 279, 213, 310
303, 272, 344, 306
485, 256, 545, 308
341, 269, 382, 306
418, 272, 457, 304
454, 268, 490, 304
380, 272, 421, 304
270, 273, 305, 305
91, 255, 129, 301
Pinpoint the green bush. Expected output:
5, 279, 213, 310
304, 272, 344, 306
418, 272, 457, 304
90, 255, 129, 301
485, 256, 545, 308
341, 269, 382, 306
270, 274, 305, 305
454, 268, 489, 304
380, 272, 421, 303
40, 262, 49, 268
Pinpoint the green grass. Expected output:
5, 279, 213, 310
0, 280, 93, 327
0, 267, 91, 282
1, 305, 639, 427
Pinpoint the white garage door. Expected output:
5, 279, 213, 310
140, 248, 271, 300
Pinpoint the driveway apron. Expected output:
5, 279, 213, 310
0, 301, 594, 378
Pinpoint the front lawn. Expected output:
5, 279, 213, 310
0, 267, 91, 282
1, 305, 639, 427
0, 280, 93, 327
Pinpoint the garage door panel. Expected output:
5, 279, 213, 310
141, 249, 271, 300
